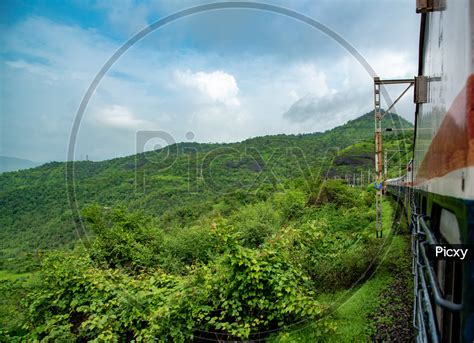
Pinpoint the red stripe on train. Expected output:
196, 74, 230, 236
416, 74, 474, 182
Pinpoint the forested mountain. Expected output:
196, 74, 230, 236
0, 111, 412, 268
0, 111, 415, 341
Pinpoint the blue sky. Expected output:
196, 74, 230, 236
0, 0, 419, 162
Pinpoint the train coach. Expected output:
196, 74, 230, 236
384, 1, 474, 342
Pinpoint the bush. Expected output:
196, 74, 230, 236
309, 240, 379, 291
160, 224, 219, 272
82, 205, 163, 271
275, 205, 378, 292
311, 180, 359, 208
196, 235, 324, 340
274, 189, 307, 221
22, 251, 203, 342
20, 233, 325, 342
232, 201, 281, 247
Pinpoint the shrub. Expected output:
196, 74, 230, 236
160, 224, 219, 272
82, 205, 163, 271
23, 251, 202, 342
232, 201, 281, 247
275, 207, 378, 292
274, 189, 307, 221
196, 236, 324, 340
311, 180, 359, 208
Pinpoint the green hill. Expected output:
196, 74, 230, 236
0, 111, 414, 341
0, 111, 413, 269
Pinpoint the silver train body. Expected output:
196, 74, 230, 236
386, 1, 474, 342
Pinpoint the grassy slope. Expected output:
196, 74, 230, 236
272, 198, 413, 342
0, 270, 35, 336
0, 270, 32, 281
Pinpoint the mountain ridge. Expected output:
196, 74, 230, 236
0, 111, 413, 270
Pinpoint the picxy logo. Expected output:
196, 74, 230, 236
435, 246, 468, 260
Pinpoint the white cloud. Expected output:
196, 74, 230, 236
368, 50, 415, 79
290, 63, 335, 98
94, 105, 147, 129
175, 69, 240, 107
189, 106, 253, 142
5, 60, 59, 83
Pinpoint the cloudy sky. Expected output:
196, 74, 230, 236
0, 0, 419, 162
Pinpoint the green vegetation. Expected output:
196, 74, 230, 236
270, 199, 413, 342
0, 111, 412, 263
0, 112, 414, 341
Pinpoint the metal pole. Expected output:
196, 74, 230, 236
372, 77, 414, 238
374, 77, 383, 238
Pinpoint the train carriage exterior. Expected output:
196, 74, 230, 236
386, 1, 474, 342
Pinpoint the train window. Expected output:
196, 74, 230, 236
421, 196, 427, 215
436, 209, 462, 343
436, 259, 462, 343
439, 209, 461, 244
